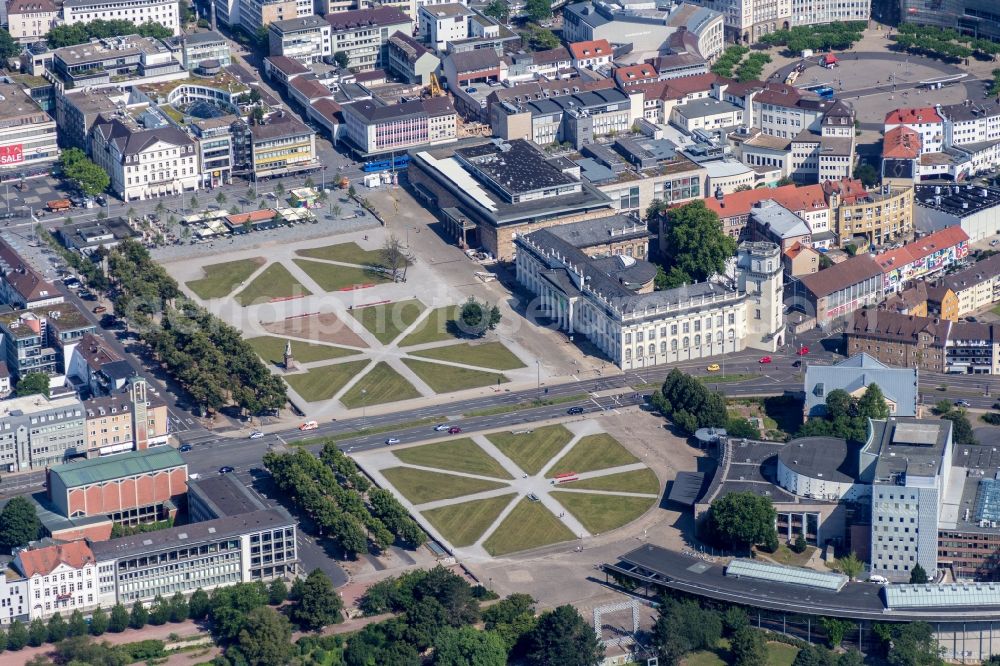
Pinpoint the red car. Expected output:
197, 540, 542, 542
797, 346, 810, 356
448, 426, 462, 434
759, 356, 772, 364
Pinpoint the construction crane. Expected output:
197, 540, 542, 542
427, 72, 444, 97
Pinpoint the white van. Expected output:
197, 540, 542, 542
868, 575, 889, 585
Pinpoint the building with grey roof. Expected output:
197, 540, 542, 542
91, 507, 297, 605
324, 7, 411, 72
386, 31, 439, 86
490, 87, 643, 149
514, 215, 784, 368
341, 96, 456, 158
268, 15, 331, 65
51, 35, 185, 90
804, 353, 918, 419
62, 0, 180, 35
749, 199, 812, 251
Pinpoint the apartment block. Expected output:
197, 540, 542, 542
325, 7, 412, 72
62, 0, 180, 34
341, 96, 456, 158
268, 15, 331, 64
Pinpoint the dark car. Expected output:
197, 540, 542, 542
218, 466, 234, 474
178, 444, 192, 452
567, 406, 585, 415
792, 360, 802, 367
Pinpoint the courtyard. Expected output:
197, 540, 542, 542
353, 419, 661, 560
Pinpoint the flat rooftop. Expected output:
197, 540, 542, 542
188, 474, 265, 518
914, 184, 1000, 218
868, 418, 951, 482
777, 437, 856, 484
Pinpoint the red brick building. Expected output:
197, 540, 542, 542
46, 448, 186, 526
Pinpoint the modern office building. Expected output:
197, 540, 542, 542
0, 304, 96, 384
899, 0, 1000, 43
61, 0, 180, 34
91, 507, 297, 605
50, 36, 187, 91
0, 393, 86, 472
408, 138, 618, 261
238, 0, 312, 35
0, 82, 58, 179
175, 31, 232, 71
341, 96, 457, 159
267, 15, 331, 64
325, 7, 412, 72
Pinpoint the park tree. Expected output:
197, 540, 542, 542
268, 578, 288, 605
853, 163, 879, 187
0, 496, 41, 551
458, 297, 501, 337
169, 591, 188, 622
523, 605, 603, 666
524, 0, 551, 21
6, 619, 27, 650
525, 25, 560, 51
883, 622, 944, 666
46, 612, 67, 643
149, 595, 170, 625
837, 552, 863, 580
820, 617, 852, 649
483, 593, 536, 655
652, 368, 727, 434
129, 600, 149, 629
942, 409, 977, 446
0, 28, 21, 60
333, 51, 349, 69
58, 148, 109, 197
432, 626, 507, 666
27, 618, 46, 647
651, 199, 736, 288
291, 569, 344, 630
232, 606, 295, 666
793, 644, 836, 666
482, 0, 508, 21
15, 372, 50, 398
108, 603, 129, 632
378, 235, 413, 282
838, 650, 865, 666
67, 610, 88, 638
730, 626, 767, 666
707, 491, 777, 551
188, 588, 210, 620
89, 607, 109, 636
652, 598, 722, 663
910, 562, 929, 584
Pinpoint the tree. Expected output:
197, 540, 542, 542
59, 149, 109, 197
654, 200, 737, 288
108, 603, 129, 633
458, 297, 501, 337
942, 410, 977, 446
15, 372, 50, 398
149, 595, 170, 625
0, 28, 21, 60
188, 588, 210, 620
67, 610, 88, 638
730, 626, 767, 666
90, 607, 109, 636
838, 650, 865, 666
6, 619, 27, 650
885, 622, 944, 666
837, 552, 864, 580
523, 605, 603, 666
793, 644, 835, 666
167, 592, 188, 622
524, 0, 551, 21
910, 562, 929, 584
333, 50, 349, 69
291, 569, 344, 630
825, 388, 855, 420
707, 491, 777, 551
27, 618, 46, 647
46, 612, 67, 643
190, 195, 199, 211
857, 383, 890, 419
129, 600, 149, 629
482, 0, 508, 21
432, 626, 507, 666
275, 182, 285, 198
233, 606, 295, 666
268, 578, 288, 606
820, 617, 852, 649
652, 598, 722, 663
854, 163, 879, 187
525, 25, 560, 51
726, 417, 759, 439
793, 533, 808, 553
378, 235, 413, 282
0, 496, 41, 551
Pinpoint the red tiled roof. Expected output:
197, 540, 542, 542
754, 82, 802, 107
632, 72, 720, 101
884, 107, 943, 125
704, 184, 827, 218
882, 125, 922, 159
614, 63, 657, 84
569, 39, 612, 60
821, 177, 868, 205
16, 541, 95, 578
873, 226, 969, 273
227, 209, 277, 225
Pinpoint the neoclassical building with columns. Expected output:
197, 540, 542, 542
515, 218, 785, 370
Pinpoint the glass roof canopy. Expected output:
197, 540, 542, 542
725, 559, 848, 591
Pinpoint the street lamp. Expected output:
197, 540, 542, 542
536, 360, 540, 402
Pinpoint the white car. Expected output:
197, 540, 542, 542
433, 424, 449, 431
249, 431, 264, 439
385, 437, 400, 445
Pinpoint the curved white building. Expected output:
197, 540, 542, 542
776, 436, 868, 501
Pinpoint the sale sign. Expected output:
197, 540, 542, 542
0, 145, 23, 166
